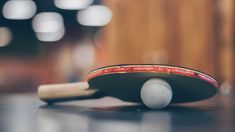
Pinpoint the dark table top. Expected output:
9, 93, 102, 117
0, 92, 235, 132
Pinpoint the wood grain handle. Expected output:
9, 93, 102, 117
38, 82, 98, 104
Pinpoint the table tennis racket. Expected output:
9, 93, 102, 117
38, 64, 218, 108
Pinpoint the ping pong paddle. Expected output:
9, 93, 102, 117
38, 64, 218, 107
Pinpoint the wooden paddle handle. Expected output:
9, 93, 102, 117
38, 82, 97, 103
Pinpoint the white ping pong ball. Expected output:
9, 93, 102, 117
140, 78, 172, 109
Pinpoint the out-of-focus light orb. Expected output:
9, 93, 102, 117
54, 0, 93, 10
32, 12, 64, 33
142, 50, 169, 64
94, 28, 105, 49
74, 43, 95, 69
2, 0, 37, 20
77, 5, 112, 26
32, 12, 65, 42
0, 27, 12, 47
35, 29, 65, 42
220, 81, 233, 96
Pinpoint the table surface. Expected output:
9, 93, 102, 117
0, 92, 235, 132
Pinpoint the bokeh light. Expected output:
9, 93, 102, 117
32, 12, 65, 42
0, 27, 12, 47
54, 0, 93, 10
34, 30, 65, 42
2, 0, 37, 20
220, 81, 233, 96
142, 50, 169, 64
73, 43, 95, 69
94, 28, 105, 49
77, 5, 112, 26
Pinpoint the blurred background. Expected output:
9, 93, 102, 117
0, 0, 234, 94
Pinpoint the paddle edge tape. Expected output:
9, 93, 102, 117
87, 64, 218, 89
